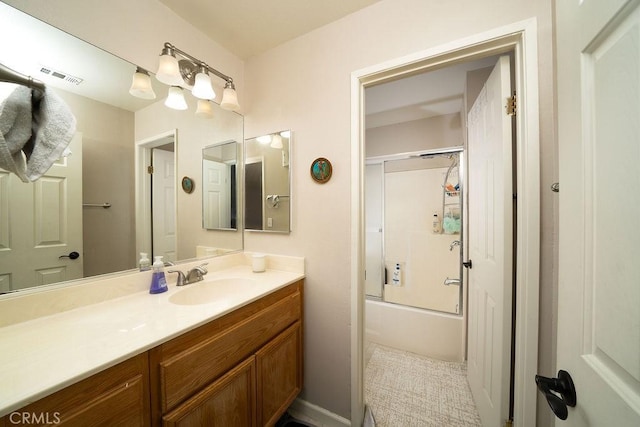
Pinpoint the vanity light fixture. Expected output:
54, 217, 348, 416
129, 67, 156, 99
151, 42, 240, 112
192, 64, 216, 100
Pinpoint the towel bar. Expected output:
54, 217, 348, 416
82, 203, 111, 208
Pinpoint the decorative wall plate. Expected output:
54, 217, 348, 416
310, 157, 332, 183
181, 176, 194, 193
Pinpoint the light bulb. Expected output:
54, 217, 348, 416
192, 68, 216, 100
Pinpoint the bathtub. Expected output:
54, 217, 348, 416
365, 299, 465, 362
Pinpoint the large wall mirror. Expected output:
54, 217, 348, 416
245, 131, 291, 233
0, 3, 243, 294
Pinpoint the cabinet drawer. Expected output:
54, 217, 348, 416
5, 353, 150, 426
159, 286, 301, 412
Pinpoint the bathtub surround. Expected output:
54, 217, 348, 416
365, 299, 464, 362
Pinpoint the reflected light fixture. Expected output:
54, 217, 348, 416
270, 134, 283, 149
165, 86, 188, 110
129, 67, 156, 99
257, 135, 272, 144
195, 99, 214, 118
146, 42, 240, 114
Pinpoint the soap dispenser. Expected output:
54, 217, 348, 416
139, 252, 151, 271
149, 255, 168, 294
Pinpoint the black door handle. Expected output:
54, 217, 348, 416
463, 260, 472, 269
535, 370, 576, 420
59, 251, 80, 260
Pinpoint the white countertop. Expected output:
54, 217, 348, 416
0, 253, 304, 416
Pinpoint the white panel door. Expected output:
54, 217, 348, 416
203, 159, 231, 229
0, 133, 83, 292
365, 163, 384, 297
466, 56, 513, 427
151, 148, 175, 263
555, 0, 640, 424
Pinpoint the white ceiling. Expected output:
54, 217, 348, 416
365, 56, 499, 129
158, 0, 383, 59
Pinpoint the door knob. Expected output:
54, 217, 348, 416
59, 251, 80, 260
535, 370, 576, 420
463, 260, 473, 269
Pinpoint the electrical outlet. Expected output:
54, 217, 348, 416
267, 217, 273, 228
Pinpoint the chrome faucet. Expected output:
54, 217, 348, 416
168, 263, 208, 286
449, 240, 461, 251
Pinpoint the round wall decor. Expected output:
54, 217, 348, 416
181, 176, 195, 193
310, 157, 332, 183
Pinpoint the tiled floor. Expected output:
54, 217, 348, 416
365, 343, 482, 426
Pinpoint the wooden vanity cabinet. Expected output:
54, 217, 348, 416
151, 280, 303, 426
2, 353, 150, 426
1, 280, 303, 427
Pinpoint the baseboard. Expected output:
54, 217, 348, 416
288, 398, 351, 427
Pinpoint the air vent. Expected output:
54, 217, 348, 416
39, 66, 83, 86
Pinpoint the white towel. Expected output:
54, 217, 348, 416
26, 87, 76, 181
0, 83, 76, 182
0, 83, 32, 180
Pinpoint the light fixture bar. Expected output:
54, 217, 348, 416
162, 42, 234, 86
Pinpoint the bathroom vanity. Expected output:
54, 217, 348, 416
0, 253, 304, 426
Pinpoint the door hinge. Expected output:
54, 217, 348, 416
506, 93, 516, 116
147, 165, 154, 174
504, 420, 513, 427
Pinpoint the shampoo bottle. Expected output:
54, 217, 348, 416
432, 213, 442, 234
149, 256, 168, 294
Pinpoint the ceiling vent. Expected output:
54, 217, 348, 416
39, 66, 83, 86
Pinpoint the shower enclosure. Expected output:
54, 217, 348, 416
366, 149, 463, 313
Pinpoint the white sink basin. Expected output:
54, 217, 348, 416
169, 277, 257, 305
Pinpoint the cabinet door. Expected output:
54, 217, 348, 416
163, 357, 256, 427
256, 322, 302, 427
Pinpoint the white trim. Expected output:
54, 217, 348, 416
350, 18, 540, 427
289, 398, 350, 427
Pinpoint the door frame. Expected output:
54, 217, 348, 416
135, 129, 178, 261
350, 19, 541, 426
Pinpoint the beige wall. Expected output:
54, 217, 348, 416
53, 89, 136, 277
8, 0, 558, 424
243, 0, 556, 423
366, 113, 463, 157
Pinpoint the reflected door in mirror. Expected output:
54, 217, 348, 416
245, 161, 263, 230
0, 133, 83, 292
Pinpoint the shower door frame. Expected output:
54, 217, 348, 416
365, 147, 465, 315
